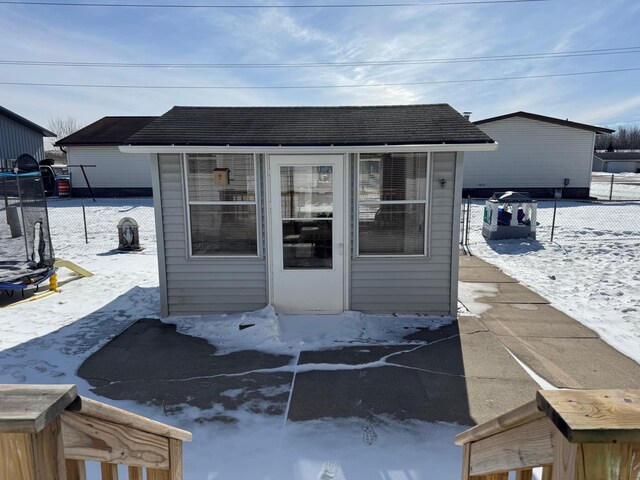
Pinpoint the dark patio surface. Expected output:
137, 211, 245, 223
78, 253, 640, 427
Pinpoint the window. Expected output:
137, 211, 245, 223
185, 153, 258, 256
357, 153, 428, 255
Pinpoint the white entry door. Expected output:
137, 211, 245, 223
269, 154, 345, 313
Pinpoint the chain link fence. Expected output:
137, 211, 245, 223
590, 173, 640, 201
46, 195, 156, 255
461, 197, 640, 247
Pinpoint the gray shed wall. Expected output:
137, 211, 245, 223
350, 152, 457, 315
155, 151, 459, 316
0, 113, 46, 162
157, 153, 268, 315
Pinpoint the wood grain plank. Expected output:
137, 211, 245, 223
168, 438, 183, 480
455, 400, 541, 445
67, 397, 191, 442
0, 384, 77, 433
147, 468, 170, 480
128, 466, 144, 480
100, 463, 118, 480
0, 433, 36, 480
537, 390, 640, 444
515, 469, 533, 480
61, 411, 170, 469
469, 416, 556, 476
65, 460, 87, 480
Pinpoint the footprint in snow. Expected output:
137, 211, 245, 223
318, 461, 340, 479
362, 425, 378, 445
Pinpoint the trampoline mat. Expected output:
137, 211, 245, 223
0, 260, 53, 287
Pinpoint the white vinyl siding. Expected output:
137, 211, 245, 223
464, 117, 596, 190
67, 146, 152, 188
350, 153, 456, 314
156, 153, 268, 315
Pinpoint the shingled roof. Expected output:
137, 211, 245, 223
474, 111, 614, 135
124, 104, 495, 147
56, 116, 157, 146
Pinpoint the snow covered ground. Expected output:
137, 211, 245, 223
467, 200, 640, 364
591, 172, 640, 200
0, 198, 467, 480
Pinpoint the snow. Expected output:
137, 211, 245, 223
466, 200, 640, 364
0, 198, 467, 479
590, 172, 640, 200
3, 196, 638, 478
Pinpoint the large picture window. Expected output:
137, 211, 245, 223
185, 153, 258, 256
357, 153, 428, 255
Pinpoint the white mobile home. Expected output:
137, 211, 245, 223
464, 112, 613, 199
56, 116, 156, 196
120, 105, 497, 316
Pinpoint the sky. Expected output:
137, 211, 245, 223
1, 0, 640, 137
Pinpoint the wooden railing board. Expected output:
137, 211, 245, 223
67, 396, 192, 442
458, 389, 640, 480
61, 411, 171, 469
128, 466, 144, 480
455, 400, 542, 446
468, 416, 556, 476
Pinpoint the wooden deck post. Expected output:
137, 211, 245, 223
0, 385, 77, 480
456, 390, 640, 480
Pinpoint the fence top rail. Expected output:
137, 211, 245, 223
454, 399, 541, 446
0, 384, 192, 442
456, 389, 640, 446
67, 395, 192, 442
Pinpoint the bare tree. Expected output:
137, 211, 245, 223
45, 115, 84, 153
595, 125, 640, 150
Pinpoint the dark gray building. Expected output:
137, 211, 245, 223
0, 106, 56, 165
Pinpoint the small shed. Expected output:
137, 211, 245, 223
593, 152, 640, 173
0, 105, 56, 165
120, 104, 497, 316
463, 112, 613, 199
56, 116, 157, 196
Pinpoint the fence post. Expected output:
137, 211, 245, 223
81, 198, 88, 244
550, 199, 557, 243
609, 173, 614, 200
465, 196, 471, 246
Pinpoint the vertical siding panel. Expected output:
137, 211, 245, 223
350, 153, 455, 314
158, 153, 268, 315
0, 114, 46, 162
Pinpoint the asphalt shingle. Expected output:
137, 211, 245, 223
125, 104, 495, 147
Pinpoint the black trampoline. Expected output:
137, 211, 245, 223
0, 154, 55, 293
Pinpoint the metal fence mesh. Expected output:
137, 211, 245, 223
46, 196, 156, 255
461, 198, 640, 246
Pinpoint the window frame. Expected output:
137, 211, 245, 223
354, 152, 431, 258
183, 153, 261, 259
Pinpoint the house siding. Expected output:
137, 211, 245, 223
350, 152, 456, 315
157, 153, 268, 315
0, 113, 46, 162
67, 146, 153, 195
464, 117, 596, 197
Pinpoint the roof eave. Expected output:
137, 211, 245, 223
474, 112, 614, 135
119, 142, 498, 154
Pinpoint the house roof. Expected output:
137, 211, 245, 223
474, 111, 614, 135
124, 104, 495, 147
594, 152, 640, 161
56, 116, 157, 146
0, 105, 56, 137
